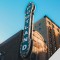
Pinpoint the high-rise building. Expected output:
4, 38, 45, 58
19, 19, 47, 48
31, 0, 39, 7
34, 15, 60, 58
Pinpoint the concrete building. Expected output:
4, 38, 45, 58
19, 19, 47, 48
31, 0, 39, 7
0, 30, 23, 60
34, 15, 60, 58
31, 30, 48, 60
0, 30, 48, 60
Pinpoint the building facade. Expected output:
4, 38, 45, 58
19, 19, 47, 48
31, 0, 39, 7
0, 30, 23, 60
32, 31, 48, 60
34, 15, 60, 58
0, 30, 48, 60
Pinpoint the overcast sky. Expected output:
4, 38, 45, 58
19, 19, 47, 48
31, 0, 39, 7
0, 0, 60, 43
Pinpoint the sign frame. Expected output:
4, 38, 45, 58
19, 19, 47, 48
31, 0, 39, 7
20, 2, 35, 58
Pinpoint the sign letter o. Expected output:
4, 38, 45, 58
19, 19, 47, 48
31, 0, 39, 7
22, 45, 27, 50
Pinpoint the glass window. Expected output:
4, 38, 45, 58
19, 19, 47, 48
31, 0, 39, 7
35, 26, 36, 28
58, 34, 60, 45
50, 44, 52, 48
50, 51, 53, 56
30, 53, 37, 60
0, 53, 4, 60
48, 21, 50, 24
39, 28, 41, 30
57, 28, 59, 32
52, 24, 54, 28
55, 47, 57, 50
39, 23, 41, 26
0, 52, 5, 60
0, 55, 1, 60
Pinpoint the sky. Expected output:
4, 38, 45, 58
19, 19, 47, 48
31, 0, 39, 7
0, 0, 60, 43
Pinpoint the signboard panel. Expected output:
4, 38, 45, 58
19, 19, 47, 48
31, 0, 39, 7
20, 2, 35, 58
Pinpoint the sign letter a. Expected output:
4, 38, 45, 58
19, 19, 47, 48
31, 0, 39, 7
25, 31, 28, 35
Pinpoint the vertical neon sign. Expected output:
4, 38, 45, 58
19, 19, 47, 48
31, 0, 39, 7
20, 2, 35, 58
